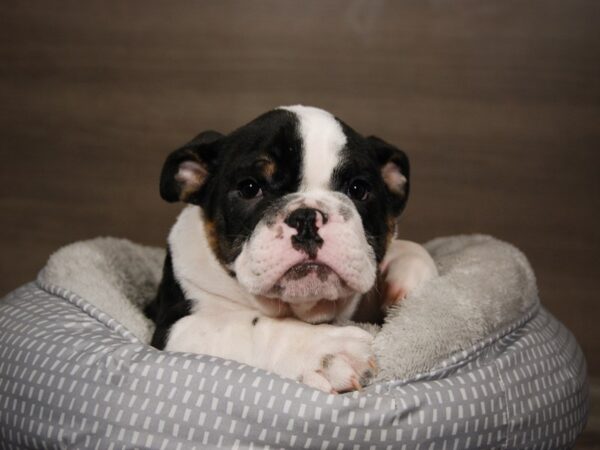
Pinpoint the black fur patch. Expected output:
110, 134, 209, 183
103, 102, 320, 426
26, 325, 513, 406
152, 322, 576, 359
144, 251, 192, 350
182, 110, 305, 265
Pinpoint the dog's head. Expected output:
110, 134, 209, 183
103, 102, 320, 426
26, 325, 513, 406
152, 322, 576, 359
160, 106, 409, 323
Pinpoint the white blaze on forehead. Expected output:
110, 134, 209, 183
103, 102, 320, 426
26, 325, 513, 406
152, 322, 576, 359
279, 105, 346, 190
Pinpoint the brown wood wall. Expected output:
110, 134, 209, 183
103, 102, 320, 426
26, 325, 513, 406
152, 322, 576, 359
1, 1, 599, 377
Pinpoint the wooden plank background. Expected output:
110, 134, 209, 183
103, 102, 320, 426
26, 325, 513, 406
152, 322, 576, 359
1, 2, 599, 435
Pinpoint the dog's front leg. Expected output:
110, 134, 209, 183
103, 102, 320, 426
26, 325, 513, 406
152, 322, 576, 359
165, 310, 376, 393
380, 239, 438, 309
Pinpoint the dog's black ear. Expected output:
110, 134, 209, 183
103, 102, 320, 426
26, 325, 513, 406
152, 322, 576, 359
367, 136, 410, 216
159, 130, 224, 203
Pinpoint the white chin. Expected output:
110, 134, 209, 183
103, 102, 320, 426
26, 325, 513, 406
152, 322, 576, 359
286, 295, 355, 324
264, 263, 355, 303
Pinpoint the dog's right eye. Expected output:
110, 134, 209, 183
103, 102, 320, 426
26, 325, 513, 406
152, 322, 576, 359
347, 178, 371, 201
237, 178, 263, 199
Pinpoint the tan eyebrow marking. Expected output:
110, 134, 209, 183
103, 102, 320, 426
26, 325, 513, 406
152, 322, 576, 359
255, 157, 277, 179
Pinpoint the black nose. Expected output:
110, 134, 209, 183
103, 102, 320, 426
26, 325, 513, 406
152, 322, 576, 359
284, 208, 324, 259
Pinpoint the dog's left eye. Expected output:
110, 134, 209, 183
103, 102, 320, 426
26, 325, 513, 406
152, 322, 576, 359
237, 178, 263, 199
347, 178, 371, 201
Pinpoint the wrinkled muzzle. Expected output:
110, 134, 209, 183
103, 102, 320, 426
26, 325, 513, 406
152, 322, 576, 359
234, 192, 377, 304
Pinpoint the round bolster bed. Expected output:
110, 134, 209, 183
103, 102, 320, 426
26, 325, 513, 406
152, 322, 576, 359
0, 235, 588, 449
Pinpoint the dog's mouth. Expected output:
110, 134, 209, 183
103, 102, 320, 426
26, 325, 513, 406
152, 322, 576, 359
284, 262, 333, 281
265, 261, 355, 304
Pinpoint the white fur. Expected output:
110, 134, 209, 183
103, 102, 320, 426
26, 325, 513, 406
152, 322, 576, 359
165, 311, 375, 393
168, 206, 254, 312
280, 105, 346, 191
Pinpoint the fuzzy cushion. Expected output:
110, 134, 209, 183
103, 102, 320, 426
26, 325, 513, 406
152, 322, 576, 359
37, 234, 538, 380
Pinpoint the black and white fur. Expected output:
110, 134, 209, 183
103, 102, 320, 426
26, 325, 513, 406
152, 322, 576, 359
145, 106, 437, 393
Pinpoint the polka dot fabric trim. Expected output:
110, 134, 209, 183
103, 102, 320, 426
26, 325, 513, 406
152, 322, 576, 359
0, 283, 588, 449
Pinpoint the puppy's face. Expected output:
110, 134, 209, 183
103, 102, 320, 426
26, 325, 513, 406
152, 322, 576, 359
161, 106, 409, 323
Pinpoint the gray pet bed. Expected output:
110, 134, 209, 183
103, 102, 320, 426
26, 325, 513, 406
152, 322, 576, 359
0, 235, 588, 449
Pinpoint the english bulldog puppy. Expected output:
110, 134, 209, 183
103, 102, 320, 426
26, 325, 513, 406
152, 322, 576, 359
145, 106, 437, 393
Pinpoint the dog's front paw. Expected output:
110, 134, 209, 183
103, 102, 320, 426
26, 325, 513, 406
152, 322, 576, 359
380, 240, 438, 310
290, 325, 377, 393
